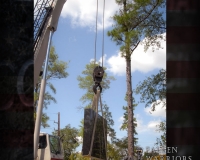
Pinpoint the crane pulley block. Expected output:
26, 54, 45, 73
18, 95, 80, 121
93, 66, 104, 82
93, 66, 104, 94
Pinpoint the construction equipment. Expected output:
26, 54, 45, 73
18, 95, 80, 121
34, 0, 66, 159
34, 0, 66, 88
37, 133, 64, 160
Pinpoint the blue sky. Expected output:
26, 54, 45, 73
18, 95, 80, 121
39, 0, 166, 153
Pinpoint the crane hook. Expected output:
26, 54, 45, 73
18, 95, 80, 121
93, 66, 104, 94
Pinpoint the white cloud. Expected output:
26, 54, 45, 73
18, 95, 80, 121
98, 54, 107, 65
118, 116, 124, 122
118, 116, 125, 129
90, 54, 107, 64
106, 34, 166, 75
76, 136, 83, 143
68, 36, 77, 42
118, 114, 159, 134
107, 52, 126, 76
107, 134, 111, 142
135, 117, 148, 133
61, 0, 119, 30
136, 118, 161, 134
147, 120, 161, 130
144, 100, 166, 118
115, 114, 162, 135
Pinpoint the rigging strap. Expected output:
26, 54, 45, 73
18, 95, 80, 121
89, 0, 107, 158
89, 90, 107, 160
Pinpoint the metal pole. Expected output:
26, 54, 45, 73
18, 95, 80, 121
34, 30, 54, 160
58, 112, 60, 136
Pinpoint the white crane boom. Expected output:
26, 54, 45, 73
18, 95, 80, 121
34, 1, 66, 160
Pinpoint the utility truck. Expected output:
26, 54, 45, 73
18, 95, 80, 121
37, 133, 64, 160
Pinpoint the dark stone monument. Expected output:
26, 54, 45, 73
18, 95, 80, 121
82, 108, 107, 160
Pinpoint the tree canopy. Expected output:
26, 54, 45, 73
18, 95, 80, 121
120, 95, 138, 152
77, 61, 117, 143
77, 61, 115, 106
53, 124, 79, 160
135, 69, 166, 110
135, 69, 166, 150
34, 46, 69, 128
155, 120, 166, 149
108, 0, 166, 55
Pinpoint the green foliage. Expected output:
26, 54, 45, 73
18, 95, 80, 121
101, 103, 116, 142
135, 69, 166, 149
135, 69, 166, 109
108, 0, 166, 55
120, 95, 138, 148
155, 120, 166, 149
77, 61, 115, 105
114, 137, 140, 157
106, 138, 142, 159
120, 106, 138, 142
69, 152, 90, 160
107, 142, 121, 160
78, 119, 84, 138
41, 113, 50, 128
53, 124, 79, 160
115, 137, 129, 157
76, 62, 117, 159
47, 46, 69, 80
120, 96, 138, 132
77, 61, 117, 142
143, 151, 159, 160
143, 146, 159, 157
34, 46, 69, 128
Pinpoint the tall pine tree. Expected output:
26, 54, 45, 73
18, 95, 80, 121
107, 0, 165, 158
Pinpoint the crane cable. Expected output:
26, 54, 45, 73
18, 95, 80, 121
101, 0, 105, 68
92, 0, 105, 94
89, 0, 107, 159
94, 0, 105, 67
94, 0, 98, 65
101, 2, 106, 157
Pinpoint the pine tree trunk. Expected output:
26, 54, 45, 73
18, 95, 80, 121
126, 57, 134, 159
123, 0, 134, 158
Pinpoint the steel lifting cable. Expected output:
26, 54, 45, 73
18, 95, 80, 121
94, 0, 105, 67
101, 0, 105, 68
94, 0, 98, 65
89, 0, 107, 159
92, 0, 105, 94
